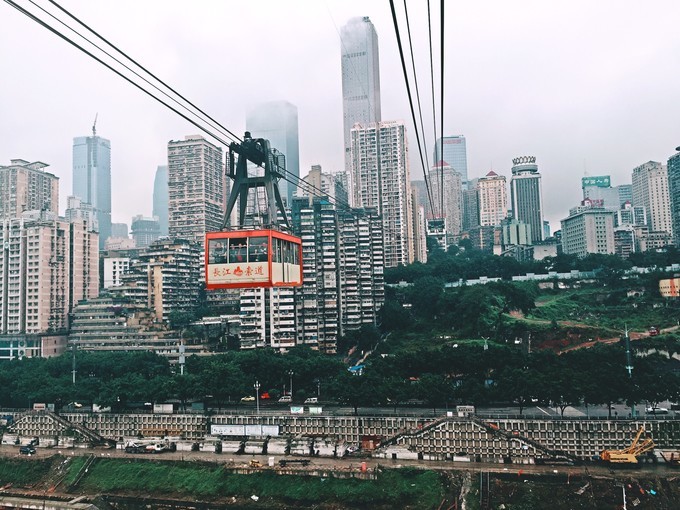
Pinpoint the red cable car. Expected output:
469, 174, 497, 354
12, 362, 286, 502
205, 229, 302, 289
205, 132, 303, 289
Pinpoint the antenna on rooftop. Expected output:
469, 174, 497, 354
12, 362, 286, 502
92, 113, 98, 136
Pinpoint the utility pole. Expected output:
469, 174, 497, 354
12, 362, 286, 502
624, 325, 636, 418
71, 342, 76, 385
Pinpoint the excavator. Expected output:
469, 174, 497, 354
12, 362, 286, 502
600, 426, 655, 465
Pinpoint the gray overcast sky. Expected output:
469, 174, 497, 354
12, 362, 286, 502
2, 1, 680, 232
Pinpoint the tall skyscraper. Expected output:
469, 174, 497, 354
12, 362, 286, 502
153, 165, 169, 237
632, 161, 672, 235
429, 161, 463, 237
668, 149, 680, 246
350, 121, 413, 267
434, 136, 468, 188
73, 126, 111, 248
0, 159, 59, 220
167, 135, 225, 246
246, 101, 299, 206
477, 171, 508, 226
341, 16, 381, 199
510, 156, 544, 244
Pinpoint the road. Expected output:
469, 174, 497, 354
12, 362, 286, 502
3, 444, 679, 479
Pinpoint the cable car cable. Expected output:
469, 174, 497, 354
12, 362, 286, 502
388, 0, 436, 222
4, 0, 236, 150
11, 0, 427, 248
41, 0, 242, 142
401, 0, 433, 209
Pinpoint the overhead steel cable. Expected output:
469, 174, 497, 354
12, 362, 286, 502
440, 0, 445, 201
3, 0, 236, 150
401, 0, 433, 213
426, 0, 438, 161
8, 0, 358, 219
388, 0, 436, 223
43, 0, 242, 144
8, 0, 419, 243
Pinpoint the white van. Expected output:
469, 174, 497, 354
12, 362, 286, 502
304, 397, 318, 404
278, 395, 292, 403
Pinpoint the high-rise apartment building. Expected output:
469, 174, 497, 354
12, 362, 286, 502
349, 121, 413, 267
341, 16, 381, 196
632, 161, 672, 236
153, 165, 169, 237
429, 161, 463, 238
0, 159, 59, 220
296, 165, 338, 204
433, 136, 468, 188
411, 188, 428, 263
246, 101, 299, 206
0, 212, 98, 335
478, 171, 508, 227
65, 195, 98, 231
116, 239, 201, 323
167, 135, 225, 247
337, 207, 384, 333
73, 129, 111, 248
510, 156, 544, 244
666, 149, 680, 246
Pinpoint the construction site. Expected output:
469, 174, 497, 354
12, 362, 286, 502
2, 409, 680, 508
3, 409, 680, 465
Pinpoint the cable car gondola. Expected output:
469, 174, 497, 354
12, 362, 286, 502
205, 132, 303, 289
205, 229, 302, 289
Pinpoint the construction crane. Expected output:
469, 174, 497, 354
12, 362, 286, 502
600, 426, 655, 465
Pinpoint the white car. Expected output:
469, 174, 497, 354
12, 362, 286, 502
645, 406, 669, 414
278, 395, 292, 403
304, 397, 318, 404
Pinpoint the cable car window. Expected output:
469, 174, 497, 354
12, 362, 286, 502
249, 236, 268, 262
229, 238, 247, 263
209, 239, 227, 264
273, 238, 281, 263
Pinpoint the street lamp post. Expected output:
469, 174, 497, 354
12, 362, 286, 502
288, 370, 294, 399
254, 380, 261, 415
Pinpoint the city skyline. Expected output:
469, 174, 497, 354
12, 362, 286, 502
2, 1, 680, 232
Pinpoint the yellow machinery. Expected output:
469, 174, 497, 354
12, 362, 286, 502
601, 426, 655, 464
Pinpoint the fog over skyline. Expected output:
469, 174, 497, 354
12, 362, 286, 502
2, 0, 680, 232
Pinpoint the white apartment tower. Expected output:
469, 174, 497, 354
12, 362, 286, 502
349, 121, 413, 267
429, 161, 463, 237
341, 16, 381, 200
560, 209, 615, 258
478, 171, 508, 226
167, 135, 226, 246
632, 161, 673, 236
